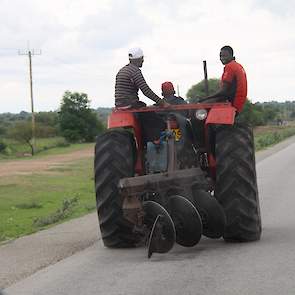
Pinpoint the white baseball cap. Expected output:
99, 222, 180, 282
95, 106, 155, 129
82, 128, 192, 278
128, 47, 144, 59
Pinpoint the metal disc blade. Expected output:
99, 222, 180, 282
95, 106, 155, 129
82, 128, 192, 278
169, 195, 202, 247
192, 189, 226, 239
143, 201, 176, 258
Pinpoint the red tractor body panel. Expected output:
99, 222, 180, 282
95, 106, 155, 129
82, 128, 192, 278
205, 105, 236, 125
107, 103, 237, 176
204, 105, 236, 176
108, 110, 143, 174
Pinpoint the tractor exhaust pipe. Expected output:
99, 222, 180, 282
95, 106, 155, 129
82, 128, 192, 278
203, 60, 209, 97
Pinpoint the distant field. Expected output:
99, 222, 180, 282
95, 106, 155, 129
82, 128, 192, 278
0, 137, 93, 160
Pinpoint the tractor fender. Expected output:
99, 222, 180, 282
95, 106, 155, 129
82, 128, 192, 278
108, 110, 140, 129
108, 110, 143, 174
205, 105, 236, 125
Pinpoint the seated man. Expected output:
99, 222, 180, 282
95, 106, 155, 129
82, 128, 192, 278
161, 81, 186, 105
161, 81, 188, 117
115, 47, 169, 142
200, 45, 247, 114
200, 45, 247, 155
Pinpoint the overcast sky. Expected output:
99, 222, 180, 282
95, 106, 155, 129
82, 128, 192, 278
0, 0, 294, 113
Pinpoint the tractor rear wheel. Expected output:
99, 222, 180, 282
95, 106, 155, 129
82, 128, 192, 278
215, 123, 261, 242
94, 130, 140, 248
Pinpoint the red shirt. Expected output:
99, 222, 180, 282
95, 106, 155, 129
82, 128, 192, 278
221, 60, 247, 113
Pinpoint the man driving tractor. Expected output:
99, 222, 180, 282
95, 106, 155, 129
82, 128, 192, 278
161, 81, 186, 105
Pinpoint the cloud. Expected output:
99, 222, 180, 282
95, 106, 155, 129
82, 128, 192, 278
78, 0, 152, 52
0, 0, 294, 113
252, 0, 295, 17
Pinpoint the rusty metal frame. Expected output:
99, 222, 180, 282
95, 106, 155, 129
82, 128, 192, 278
118, 167, 212, 197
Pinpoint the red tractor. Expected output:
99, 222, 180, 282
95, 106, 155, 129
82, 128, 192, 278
94, 102, 261, 257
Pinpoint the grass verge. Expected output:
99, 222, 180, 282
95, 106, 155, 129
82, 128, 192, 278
0, 158, 95, 243
33, 197, 79, 227
0, 137, 93, 160
254, 125, 295, 151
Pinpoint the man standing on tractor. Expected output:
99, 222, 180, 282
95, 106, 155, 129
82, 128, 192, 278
114, 47, 169, 142
202, 45, 247, 114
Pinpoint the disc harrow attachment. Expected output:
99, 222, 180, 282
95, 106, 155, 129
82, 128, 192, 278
143, 195, 203, 258
169, 195, 202, 247
192, 189, 226, 239
143, 201, 176, 258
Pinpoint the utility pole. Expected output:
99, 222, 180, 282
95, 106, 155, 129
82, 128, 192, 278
177, 84, 180, 97
18, 47, 41, 155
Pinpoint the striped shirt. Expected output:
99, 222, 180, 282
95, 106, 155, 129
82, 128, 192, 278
115, 63, 161, 107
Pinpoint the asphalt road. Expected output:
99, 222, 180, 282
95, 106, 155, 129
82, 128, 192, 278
4, 140, 295, 295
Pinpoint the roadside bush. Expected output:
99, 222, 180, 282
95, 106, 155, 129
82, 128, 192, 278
37, 137, 70, 153
0, 141, 7, 153
255, 127, 295, 150
0, 125, 6, 136
36, 124, 58, 138
33, 197, 79, 227
55, 138, 70, 147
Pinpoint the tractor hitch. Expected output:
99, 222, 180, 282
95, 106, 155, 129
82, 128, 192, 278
119, 167, 212, 197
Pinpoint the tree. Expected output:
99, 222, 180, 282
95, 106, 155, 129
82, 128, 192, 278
8, 121, 62, 155
58, 91, 105, 142
187, 78, 220, 103
261, 105, 278, 123
0, 125, 6, 136
290, 111, 295, 120
8, 122, 35, 155
237, 100, 265, 126
31, 112, 59, 137
35, 112, 59, 128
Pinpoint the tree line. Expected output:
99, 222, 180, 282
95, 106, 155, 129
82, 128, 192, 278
0, 91, 106, 155
1, 82, 294, 155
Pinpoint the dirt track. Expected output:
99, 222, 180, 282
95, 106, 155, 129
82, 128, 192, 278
0, 146, 94, 177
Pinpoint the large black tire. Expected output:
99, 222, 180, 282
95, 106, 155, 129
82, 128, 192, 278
215, 123, 261, 242
94, 130, 140, 248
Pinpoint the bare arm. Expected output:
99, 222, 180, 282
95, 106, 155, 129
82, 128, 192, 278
199, 81, 231, 103
132, 69, 161, 103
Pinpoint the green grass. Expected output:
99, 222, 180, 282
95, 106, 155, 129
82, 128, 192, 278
0, 136, 93, 160
35, 142, 94, 157
1, 125, 295, 243
0, 158, 95, 243
0, 137, 67, 159
254, 126, 295, 151
33, 197, 79, 227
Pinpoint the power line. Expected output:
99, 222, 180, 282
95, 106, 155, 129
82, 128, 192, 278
18, 47, 42, 155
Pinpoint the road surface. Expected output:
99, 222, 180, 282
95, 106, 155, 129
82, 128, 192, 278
4, 140, 295, 295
